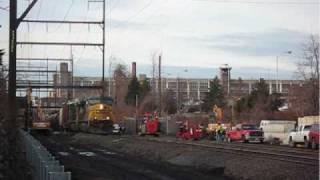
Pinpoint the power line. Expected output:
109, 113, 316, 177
35, 0, 43, 20
113, 0, 155, 28
0, 6, 8, 11
51, 0, 75, 33
193, 0, 319, 5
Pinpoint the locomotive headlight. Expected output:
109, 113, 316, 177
99, 104, 104, 110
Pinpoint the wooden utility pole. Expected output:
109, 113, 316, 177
176, 77, 179, 113
158, 55, 161, 116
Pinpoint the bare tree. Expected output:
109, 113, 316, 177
162, 89, 177, 115
297, 35, 319, 81
288, 84, 314, 116
0, 62, 10, 179
150, 52, 158, 111
290, 34, 319, 116
113, 63, 132, 121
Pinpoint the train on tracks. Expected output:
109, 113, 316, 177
59, 96, 116, 134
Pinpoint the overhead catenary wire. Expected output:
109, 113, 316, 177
50, 0, 75, 33
112, 0, 155, 29
109, 0, 164, 54
192, 0, 319, 5
0, 6, 8, 11
55, 0, 77, 66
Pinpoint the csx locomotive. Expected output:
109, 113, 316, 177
59, 96, 114, 133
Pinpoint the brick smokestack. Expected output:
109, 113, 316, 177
132, 62, 136, 78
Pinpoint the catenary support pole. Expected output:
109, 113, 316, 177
9, 0, 17, 126
102, 0, 106, 97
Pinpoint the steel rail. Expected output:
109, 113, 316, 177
202, 140, 319, 156
143, 138, 319, 166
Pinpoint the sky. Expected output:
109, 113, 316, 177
0, 0, 319, 80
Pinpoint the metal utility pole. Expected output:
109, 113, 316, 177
176, 77, 179, 113
275, 51, 292, 93
227, 67, 230, 96
8, 1, 37, 178
9, 0, 38, 125
70, 48, 74, 99
102, 0, 106, 97
8, 0, 17, 127
151, 55, 156, 111
276, 55, 279, 93
158, 55, 161, 116
86, 0, 107, 97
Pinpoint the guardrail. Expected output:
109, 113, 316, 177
19, 129, 71, 180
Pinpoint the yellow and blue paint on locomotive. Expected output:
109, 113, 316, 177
60, 96, 114, 133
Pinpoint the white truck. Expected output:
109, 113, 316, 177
288, 116, 319, 148
260, 120, 296, 145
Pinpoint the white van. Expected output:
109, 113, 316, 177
260, 120, 296, 144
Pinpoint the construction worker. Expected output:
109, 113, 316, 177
216, 122, 222, 142
220, 125, 226, 142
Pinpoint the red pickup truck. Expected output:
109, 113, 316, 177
226, 124, 264, 143
307, 124, 319, 149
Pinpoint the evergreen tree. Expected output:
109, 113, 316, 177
140, 79, 151, 99
269, 93, 284, 112
235, 78, 283, 116
202, 76, 225, 112
126, 77, 141, 105
251, 79, 269, 102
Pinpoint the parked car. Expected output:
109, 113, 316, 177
307, 124, 319, 149
288, 116, 319, 148
226, 124, 264, 143
112, 123, 125, 135
288, 124, 312, 147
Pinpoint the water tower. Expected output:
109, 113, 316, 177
219, 64, 232, 95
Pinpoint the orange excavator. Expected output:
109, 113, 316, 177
26, 86, 51, 134
206, 105, 223, 140
31, 106, 51, 132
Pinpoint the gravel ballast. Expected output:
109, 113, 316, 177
64, 133, 318, 180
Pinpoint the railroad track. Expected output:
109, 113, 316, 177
141, 137, 319, 166
54, 133, 319, 166
203, 140, 319, 156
